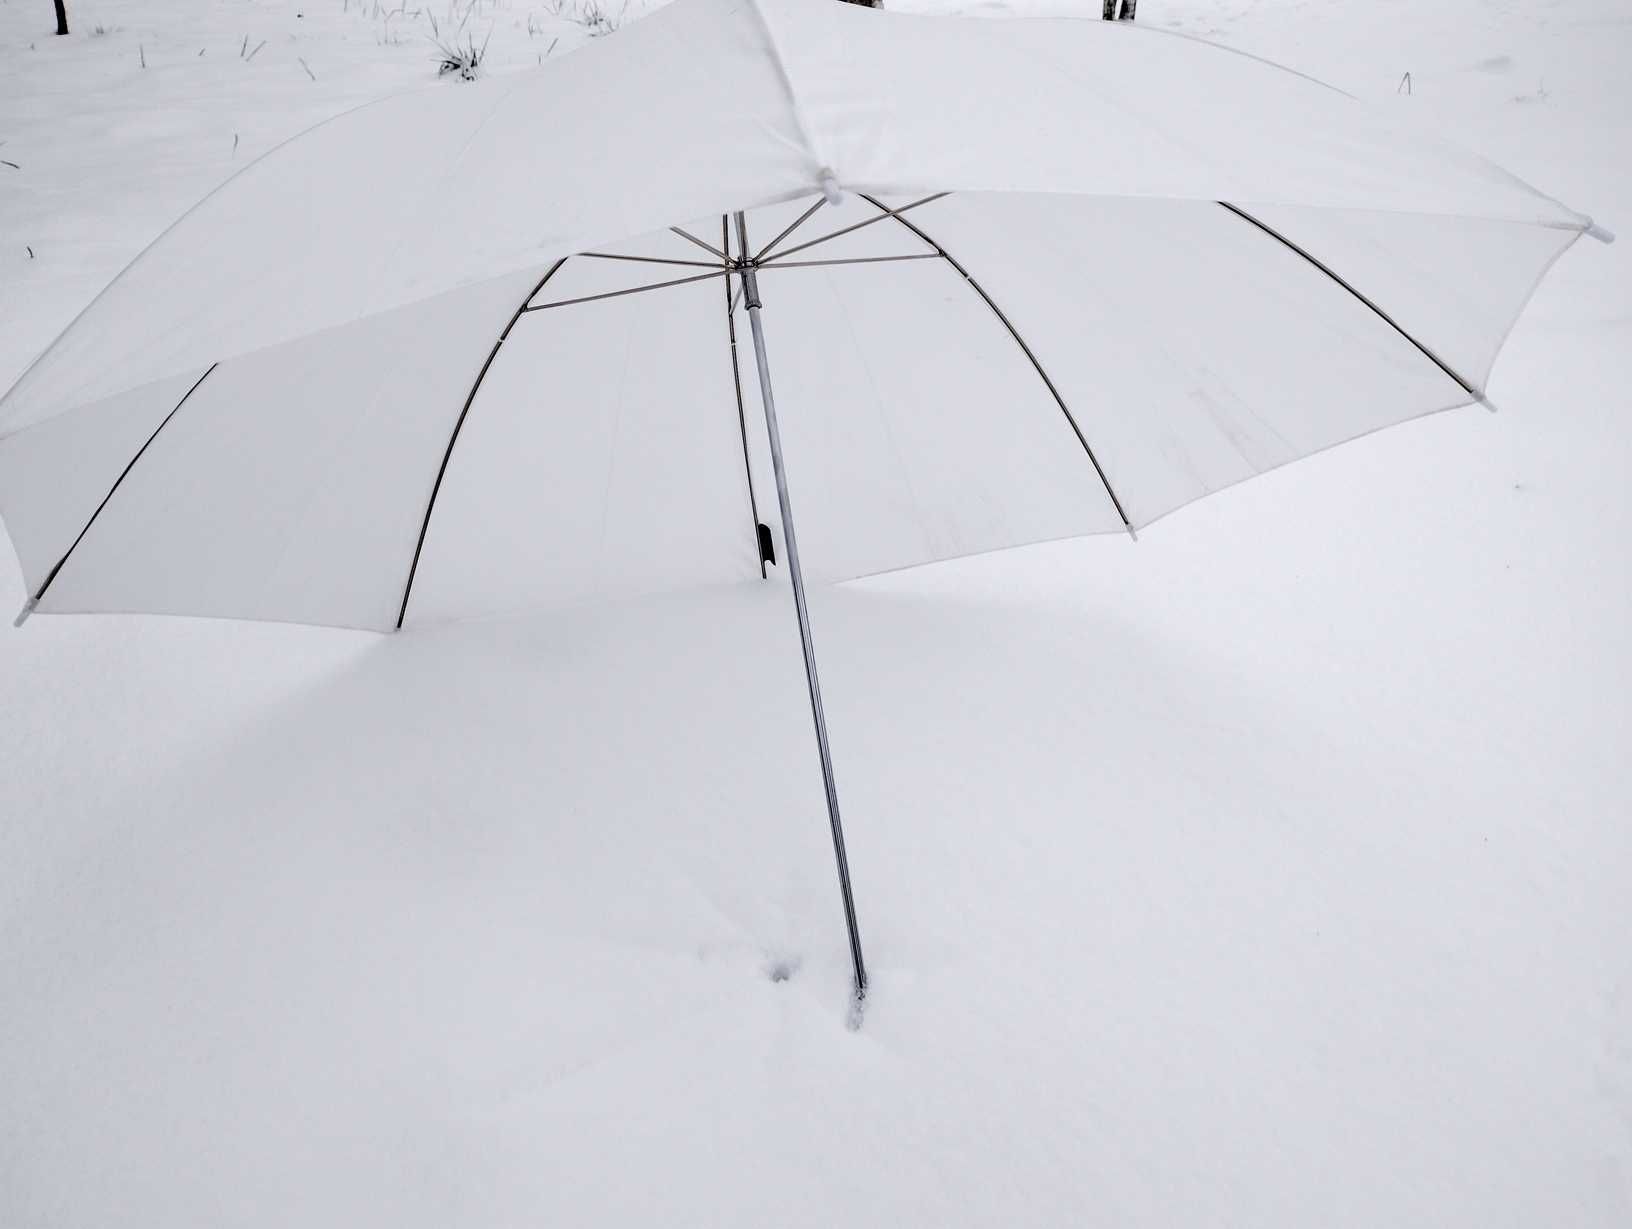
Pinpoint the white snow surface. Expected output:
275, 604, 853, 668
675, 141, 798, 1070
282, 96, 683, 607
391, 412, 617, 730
1, 1, 1629, 1225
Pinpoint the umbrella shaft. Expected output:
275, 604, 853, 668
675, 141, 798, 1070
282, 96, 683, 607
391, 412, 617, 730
735, 213, 868, 1000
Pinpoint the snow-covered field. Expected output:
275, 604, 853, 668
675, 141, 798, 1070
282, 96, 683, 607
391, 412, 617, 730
2, 1, 1628, 1225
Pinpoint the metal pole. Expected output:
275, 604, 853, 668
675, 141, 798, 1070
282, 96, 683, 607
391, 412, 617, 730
734, 211, 868, 1002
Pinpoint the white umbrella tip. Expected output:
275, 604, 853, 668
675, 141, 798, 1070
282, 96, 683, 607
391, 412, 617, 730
820, 170, 844, 207
12, 597, 37, 628
1585, 220, 1616, 244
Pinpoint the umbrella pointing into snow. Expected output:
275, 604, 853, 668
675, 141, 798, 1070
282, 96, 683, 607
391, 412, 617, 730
0, 0, 1611, 1004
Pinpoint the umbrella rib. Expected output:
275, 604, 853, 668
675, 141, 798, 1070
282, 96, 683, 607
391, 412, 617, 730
579, 251, 727, 269
752, 197, 826, 262
756, 252, 942, 270
23, 361, 219, 619
758, 193, 951, 265
523, 267, 731, 312
723, 214, 767, 578
670, 226, 730, 261
1216, 201, 1482, 400
395, 258, 568, 630
855, 193, 1135, 534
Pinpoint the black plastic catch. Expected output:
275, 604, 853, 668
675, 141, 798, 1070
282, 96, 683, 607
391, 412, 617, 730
757, 522, 777, 567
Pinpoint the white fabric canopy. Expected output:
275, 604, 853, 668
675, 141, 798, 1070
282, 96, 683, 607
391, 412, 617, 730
0, 0, 1606, 630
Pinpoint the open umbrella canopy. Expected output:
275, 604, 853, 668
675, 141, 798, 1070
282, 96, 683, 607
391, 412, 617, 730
0, 0, 1608, 631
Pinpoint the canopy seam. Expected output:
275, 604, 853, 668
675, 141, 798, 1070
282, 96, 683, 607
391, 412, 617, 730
743, 0, 828, 176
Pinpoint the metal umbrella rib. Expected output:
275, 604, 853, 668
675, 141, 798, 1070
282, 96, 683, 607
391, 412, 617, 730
1216, 201, 1484, 401
856, 193, 1135, 534
757, 253, 941, 270
524, 267, 731, 312
395, 258, 568, 630
579, 251, 727, 270
759, 193, 949, 265
670, 225, 730, 261
752, 197, 827, 262
15, 361, 219, 627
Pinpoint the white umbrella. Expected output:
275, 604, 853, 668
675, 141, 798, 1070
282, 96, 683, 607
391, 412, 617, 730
0, 0, 1611, 1002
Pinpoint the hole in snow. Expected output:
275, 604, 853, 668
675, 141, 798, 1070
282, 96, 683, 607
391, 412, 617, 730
765, 955, 801, 984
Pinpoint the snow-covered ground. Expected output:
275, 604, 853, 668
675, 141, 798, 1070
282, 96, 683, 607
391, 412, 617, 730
2, 1, 1628, 1225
